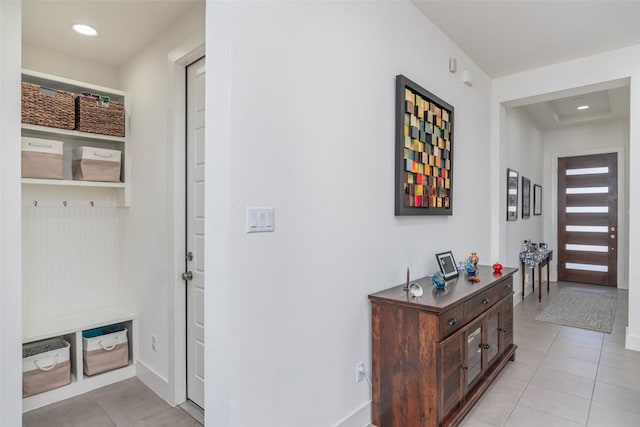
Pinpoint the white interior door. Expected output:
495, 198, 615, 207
186, 56, 206, 409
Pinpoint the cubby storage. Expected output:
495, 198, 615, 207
21, 70, 135, 411
21, 69, 130, 206
22, 312, 136, 412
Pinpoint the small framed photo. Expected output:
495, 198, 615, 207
534, 184, 542, 215
436, 251, 459, 280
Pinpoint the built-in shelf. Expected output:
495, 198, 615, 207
21, 123, 126, 144
22, 178, 126, 189
23, 305, 136, 343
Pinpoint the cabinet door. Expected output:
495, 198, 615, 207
439, 334, 464, 418
464, 321, 483, 388
500, 297, 514, 350
484, 307, 500, 367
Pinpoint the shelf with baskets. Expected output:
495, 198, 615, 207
21, 69, 131, 206
21, 69, 136, 411
22, 310, 137, 412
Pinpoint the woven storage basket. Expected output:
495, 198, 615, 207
75, 96, 125, 137
21, 82, 75, 130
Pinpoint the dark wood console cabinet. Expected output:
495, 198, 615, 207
369, 266, 517, 427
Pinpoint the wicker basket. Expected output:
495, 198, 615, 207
21, 82, 75, 130
75, 96, 125, 137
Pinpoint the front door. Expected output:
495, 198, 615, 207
186, 56, 206, 408
557, 153, 618, 286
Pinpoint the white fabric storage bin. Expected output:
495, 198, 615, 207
72, 146, 121, 182
21, 137, 64, 179
22, 337, 71, 397
82, 328, 128, 376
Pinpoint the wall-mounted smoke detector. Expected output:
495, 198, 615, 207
72, 24, 98, 37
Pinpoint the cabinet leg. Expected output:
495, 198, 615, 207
521, 262, 525, 300
510, 352, 516, 362
538, 264, 542, 302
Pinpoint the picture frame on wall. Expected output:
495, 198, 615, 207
395, 74, 454, 216
522, 176, 531, 219
534, 184, 542, 215
436, 251, 459, 280
507, 168, 518, 221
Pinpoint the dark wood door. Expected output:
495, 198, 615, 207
558, 153, 617, 286
439, 334, 463, 419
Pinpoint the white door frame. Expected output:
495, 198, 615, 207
168, 34, 205, 406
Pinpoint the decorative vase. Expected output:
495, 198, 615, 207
432, 272, 447, 289
492, 262, 503, 273
469, 252, 479, 266
464, 261, 477, 277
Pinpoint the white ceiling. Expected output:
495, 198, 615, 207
22, 0, 202, 67
413, 1, 636, 129
413, 1, 640, 79
518, 87, 630, 130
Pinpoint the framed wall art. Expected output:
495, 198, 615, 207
507, 168, 518, 221
436, 251, 458, 280
395, 75, 454, 215
522, 176, 531, 219
534, 184, 542, 215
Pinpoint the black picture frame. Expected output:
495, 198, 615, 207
507, 168, 518, 221
436, 251, 459, 280
395, 74, 454, 216
534, 184, 542, 215
522, 176, 531, 219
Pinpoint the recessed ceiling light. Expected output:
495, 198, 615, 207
577, 105, 589, 110
72, 24, 98, 37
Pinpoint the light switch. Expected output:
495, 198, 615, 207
246, 207, 275, 233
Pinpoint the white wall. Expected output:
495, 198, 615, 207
22, 43, 118, 88
0, 0, 24, 424
542, 119, 629, 288
491, 45, 640, 353
504, 107, 544, 297
118, 2, 205, 404
206, 1, 493, 426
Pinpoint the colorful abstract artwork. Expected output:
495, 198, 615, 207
395, 75, 454, 215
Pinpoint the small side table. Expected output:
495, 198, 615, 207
519, 249, 553, 302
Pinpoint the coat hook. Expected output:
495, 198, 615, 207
33, 200, 38, 207
63, 201, 67, 207
90, 201, 94, 207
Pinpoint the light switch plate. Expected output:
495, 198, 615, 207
246, 207, 275, 233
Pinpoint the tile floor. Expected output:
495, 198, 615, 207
22, 378, 202, 427
460, 281, 638, 427
22, 281, 638, 427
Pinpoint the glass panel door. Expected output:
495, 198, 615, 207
465, 323, 482, 387
486, 311, 499, 365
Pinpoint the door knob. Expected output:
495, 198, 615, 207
185, 251, 194, 261
182, 271, 193, 281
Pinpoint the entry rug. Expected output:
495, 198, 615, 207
535, 289, 616, 333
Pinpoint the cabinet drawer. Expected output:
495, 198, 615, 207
439, 305, 464, 339
465, 284, 502, 322
498, 276, 514, 299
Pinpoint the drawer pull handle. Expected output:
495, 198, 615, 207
480, 344, 491, 350
482, 297, 490, 305
505, 284, 511, 291
461, 364, 468, 370
498, 328, 507, 333
448, 318, 458, 326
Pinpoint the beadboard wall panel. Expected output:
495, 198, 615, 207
22, 206, 120, 323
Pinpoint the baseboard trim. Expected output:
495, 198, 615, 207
625, 327, 640, 352
136, 361, 174, 405
334, 400, 371, 427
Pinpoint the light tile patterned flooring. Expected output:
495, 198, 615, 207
460, 281, 638, 427
22, 378, 202, 427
